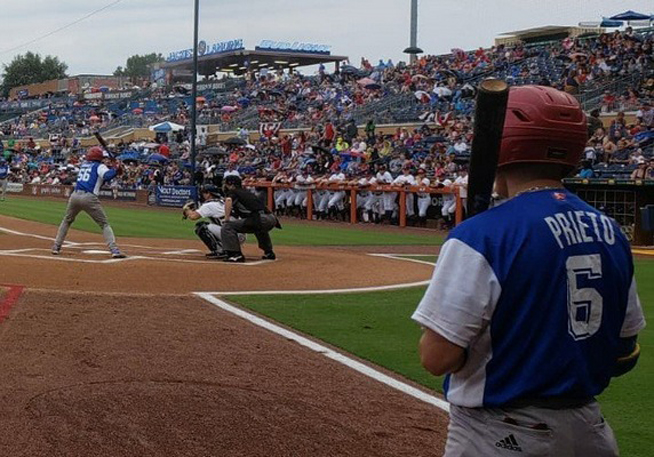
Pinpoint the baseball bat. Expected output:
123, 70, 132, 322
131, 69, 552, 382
465, 79, 510, 218
93, 131, 115, 159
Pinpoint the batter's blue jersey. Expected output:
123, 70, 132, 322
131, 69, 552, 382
413, 189, 645, 407
75, 162, 116, 195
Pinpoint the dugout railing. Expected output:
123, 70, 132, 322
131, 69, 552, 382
243, 180, 463, 227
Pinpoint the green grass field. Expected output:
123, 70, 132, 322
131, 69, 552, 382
0, 197, 650, 454
229, 259, 654, 457
0, 197, 443, 246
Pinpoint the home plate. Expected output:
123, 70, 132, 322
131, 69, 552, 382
162, 249, 202, 255
82, 250, 110, 255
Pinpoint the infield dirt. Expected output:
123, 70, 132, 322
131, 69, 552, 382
0, 215, 448, 456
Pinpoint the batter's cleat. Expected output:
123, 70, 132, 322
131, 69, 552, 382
261, 252, 276, 260
224, 254, 245, 263
51, 246, 61, 255
111, 250, 127, 259
206, 251, 227, 259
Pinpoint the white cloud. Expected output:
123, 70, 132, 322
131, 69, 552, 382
0, 0, 652, 75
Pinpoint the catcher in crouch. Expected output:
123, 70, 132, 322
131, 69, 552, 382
182, 185, 245, 259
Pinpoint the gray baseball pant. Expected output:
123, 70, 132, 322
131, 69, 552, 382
54, 191, 118, 251
221, 213, 277, 255
444, 402, 618, 456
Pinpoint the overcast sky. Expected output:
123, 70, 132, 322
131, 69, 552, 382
0, 0, 652, 76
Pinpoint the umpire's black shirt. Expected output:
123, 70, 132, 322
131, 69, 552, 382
227, 188, 266, 218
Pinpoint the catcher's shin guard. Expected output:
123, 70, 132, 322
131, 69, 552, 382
195, 221, 222, 253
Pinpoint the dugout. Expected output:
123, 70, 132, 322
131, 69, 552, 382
563, 178, 654, 246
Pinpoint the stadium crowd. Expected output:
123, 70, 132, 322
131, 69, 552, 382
0, 26, 653, 226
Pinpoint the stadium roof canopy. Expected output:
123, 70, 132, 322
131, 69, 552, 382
498, 25, 573, 38
162, 48, 348, 77
496, 25, 603, 46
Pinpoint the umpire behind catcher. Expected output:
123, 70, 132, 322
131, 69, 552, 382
221, 175, 279, 263
412, 86, 645, 456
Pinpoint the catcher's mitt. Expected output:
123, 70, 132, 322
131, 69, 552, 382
182, 199, 197, 220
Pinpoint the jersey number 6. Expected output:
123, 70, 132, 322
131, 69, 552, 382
566, 254, 603, 341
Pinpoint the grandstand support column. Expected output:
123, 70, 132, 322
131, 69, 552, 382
409, 0, 418, 65
399, 189, 407, 227
190, 0, 200, 186
350, 189, 357, 224
307, 189, 313, 221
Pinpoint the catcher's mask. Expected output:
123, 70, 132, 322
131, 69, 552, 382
199, 184, 223, 202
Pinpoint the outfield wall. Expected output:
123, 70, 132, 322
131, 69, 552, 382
12, 183, 463, 228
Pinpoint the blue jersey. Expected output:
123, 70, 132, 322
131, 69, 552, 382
75, 161, 117, 195
413, 189, 645, 407
0, 164, 8, 179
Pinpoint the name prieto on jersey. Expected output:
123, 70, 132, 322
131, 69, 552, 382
544, 211, 616, 249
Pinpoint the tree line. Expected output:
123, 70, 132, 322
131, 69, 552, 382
1, 52, 164, 97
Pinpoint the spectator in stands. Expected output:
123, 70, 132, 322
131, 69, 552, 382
602, 137, 617, 164
612, 138, 632, 164
577, 160, 595, 179
584, 143, 598, 165
587, 109, 603, 138
636, 102, 654, 129
647, 158, 654, 179
601, 91, 616, 112
631, 161, 649, 180
365, 119, 376, 142
629, 148, 646, 166
453, 137, 469, 155
563, 68, 582, 95
609, 112, 628, 143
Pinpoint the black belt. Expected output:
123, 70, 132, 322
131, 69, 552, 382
505, 396, 595, 410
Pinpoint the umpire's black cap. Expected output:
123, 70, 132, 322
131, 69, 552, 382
223, 175, 243, 188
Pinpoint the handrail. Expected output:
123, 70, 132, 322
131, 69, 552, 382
243, 180, 463, 227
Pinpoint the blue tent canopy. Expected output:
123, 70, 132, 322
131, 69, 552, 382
147, 153, 169, 164
600, 18, 624, 28
609, 10, 651, 21
117, 151, 141, 162
149, 121, 185, 133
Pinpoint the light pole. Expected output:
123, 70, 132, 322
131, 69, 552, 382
403, 0, 423, 64
190, 0, 200, 187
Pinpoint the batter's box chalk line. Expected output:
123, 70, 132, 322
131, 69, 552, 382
194, 292, 449, 413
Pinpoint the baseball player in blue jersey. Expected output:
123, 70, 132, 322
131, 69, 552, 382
52, 146, 126, 258
0, 158, 9, 201
413, 86, 646, 456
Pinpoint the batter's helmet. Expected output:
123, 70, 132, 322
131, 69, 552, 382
499, 85, 587, 169
223, 175, 242, 187
85, 146, 104, 162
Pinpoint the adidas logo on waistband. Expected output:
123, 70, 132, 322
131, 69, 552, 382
495, 434, 523, 452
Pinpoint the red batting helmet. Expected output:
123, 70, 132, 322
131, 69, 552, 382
499, 85, 587, 169
85, 146, 104, 162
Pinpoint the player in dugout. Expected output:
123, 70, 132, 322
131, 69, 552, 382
221, 175, 280, 263
412, 86, 645, 456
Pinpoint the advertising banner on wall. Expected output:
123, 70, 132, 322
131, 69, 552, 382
28, 184, 72, 198
98, 188, 138, 201
152, 185, 197, 207
7, 183, 24, 194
